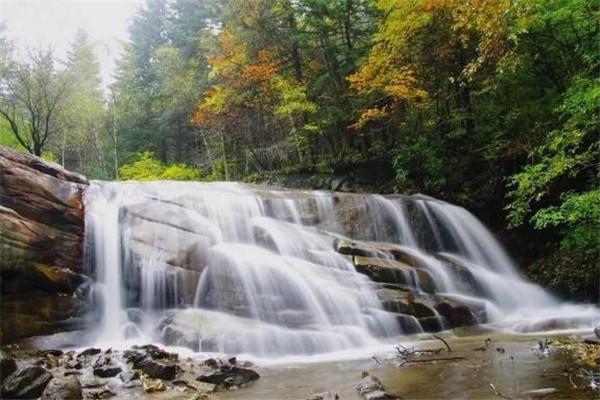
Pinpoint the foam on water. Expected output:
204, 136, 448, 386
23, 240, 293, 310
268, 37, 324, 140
83, 181, 600, 358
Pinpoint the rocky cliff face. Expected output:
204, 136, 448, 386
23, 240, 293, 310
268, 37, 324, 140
0, 147, 89, 341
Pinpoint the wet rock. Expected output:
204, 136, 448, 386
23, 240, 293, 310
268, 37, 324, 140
37, 349, 64, 357
0, 350, 17, 383
141, 375, 166, 393
42, 354, 60, 369
41, 374, 82, 400
594, 326, 600, 339
124, 346, 177, 380
136, 356, 176, 380
434, 301, 477, 328
78, 348, 101, 357
196, 365, 260, 388
93, 364, 122, 378
354, 256, 436, 293
1, 365, 53, 399
119, 369, 139, 383
91, 353, 119, 376
418, 316, 443, 332
66, 358, 82, 370
80, 375, 106, 389
174, 379, 216, 393
307, 391, 340, 400
334, 239, 377, 257
356, 372, 399, 400
85, 387, 116, 399
356, 372, 385, 395
132, 344, 178, 361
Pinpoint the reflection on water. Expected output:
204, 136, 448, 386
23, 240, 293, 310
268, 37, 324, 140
213, 333, 597, 400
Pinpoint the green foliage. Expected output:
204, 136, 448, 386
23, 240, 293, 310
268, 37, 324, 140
392, 135, 446, 193
119, 152, 200, 181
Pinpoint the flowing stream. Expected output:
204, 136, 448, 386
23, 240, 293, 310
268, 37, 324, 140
83, 181, 599, 358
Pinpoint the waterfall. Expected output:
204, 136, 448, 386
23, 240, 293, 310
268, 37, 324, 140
84, 182, 600, 356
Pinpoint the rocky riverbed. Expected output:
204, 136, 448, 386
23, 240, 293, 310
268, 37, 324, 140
1, 331, 598, 399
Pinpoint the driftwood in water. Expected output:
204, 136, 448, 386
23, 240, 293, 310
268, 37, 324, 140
399, 356, 465, 366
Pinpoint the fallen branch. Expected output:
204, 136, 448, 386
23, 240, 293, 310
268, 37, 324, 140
414, 348, 444, 355
489, 383, 513, 400
568, 374, 578, 389
432, 335, 452, 352
399, 356, 465, 366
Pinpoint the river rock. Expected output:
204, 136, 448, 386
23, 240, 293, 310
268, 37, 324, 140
92, 355, 122, 378
307, 391, 339, 400
93, 366, 122, 378
0, 350, 17, 383
356, 372, 399, 400
1, 365, 53, 399
135, 356, 176, 380
141, 375, 166, 393
79, 348, 102, 357
41, 374, 82, 400
196, 365, 260, 388
124, 347, 177, 380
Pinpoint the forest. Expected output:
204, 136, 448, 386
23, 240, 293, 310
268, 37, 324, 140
0, 0, 598, 302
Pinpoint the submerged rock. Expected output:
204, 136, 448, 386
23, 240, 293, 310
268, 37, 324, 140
1, 365, 53, 399
196, 365, 260, 389
41, 374, 82, 400
307, 391, 340, 400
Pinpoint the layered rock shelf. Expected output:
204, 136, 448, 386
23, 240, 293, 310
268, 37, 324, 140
0, 147, 89, 341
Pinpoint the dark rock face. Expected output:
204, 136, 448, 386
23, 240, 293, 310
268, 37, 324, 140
1, 365, 53, 399
196, 365, 260, 388
0, 350, 17, 383
41, 374, 82, 400
0, 147, 89, 341
337, 240, 485, 332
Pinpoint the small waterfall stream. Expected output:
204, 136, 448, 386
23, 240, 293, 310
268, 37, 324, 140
84, 181, 599, 357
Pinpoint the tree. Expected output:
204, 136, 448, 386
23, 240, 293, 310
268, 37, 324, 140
0, 49, 69, 156
62, 29, 107, 175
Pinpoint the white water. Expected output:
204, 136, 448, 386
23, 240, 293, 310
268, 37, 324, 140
83, 182, 600, 357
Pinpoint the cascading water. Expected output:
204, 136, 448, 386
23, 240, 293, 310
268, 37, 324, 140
84, 181, 599, 357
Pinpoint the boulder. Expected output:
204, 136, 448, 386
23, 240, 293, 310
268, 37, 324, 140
196, 365, 260, 388
41, 374, 82, 400
1, 365, 53, 399
0, 350, 17, 383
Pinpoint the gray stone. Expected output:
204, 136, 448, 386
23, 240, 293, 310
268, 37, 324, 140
42, 374, 82, 400
1, 365, 53, 399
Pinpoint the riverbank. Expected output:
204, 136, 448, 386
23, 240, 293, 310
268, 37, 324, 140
2, 331, 598, 399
